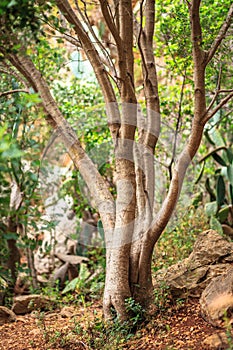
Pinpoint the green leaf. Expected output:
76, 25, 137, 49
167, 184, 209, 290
217, 206, 229, 223
209, 128, 225, 147
97, 219, 104, 241
7, 0, 17, 8
205, 201, 217, 217
204, 130, 215, 146
62, 277, 79, 294
195, 161, 205, 184
212, 153, 227, 167
3, 232, 18, 240
226, 149, 233, 163
78, 263, 90, 282
205, 178, 216, 201
230, 184, 233, 205
216, 175, 225, 207
210, 216, 223, 235
227, 164, 233, 186
192, 192, 203, 209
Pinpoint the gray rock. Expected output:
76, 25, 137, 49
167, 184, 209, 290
12, 294, 52, 315
0, 306, 16, 325
188, 230, 233, 270
200, 267, 233, 327
153, 230, 233, 298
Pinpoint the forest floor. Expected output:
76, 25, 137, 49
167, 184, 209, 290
0, 297, 224, 350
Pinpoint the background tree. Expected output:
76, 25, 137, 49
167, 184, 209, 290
0, 0, 233, 319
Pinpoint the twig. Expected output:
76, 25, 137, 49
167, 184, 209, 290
168, 71, 186, 180
0, 89, 29, 97
199, 146, 227, 163
206, 64, 222, 113
203, 91, 233, 124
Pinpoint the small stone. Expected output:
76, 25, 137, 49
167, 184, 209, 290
12, 294, 51, 315
60, 306, 75, 318
203, 332, 228, 349
0, 306, 16, 325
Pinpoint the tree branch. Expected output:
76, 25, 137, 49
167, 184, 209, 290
205, 64, 222, 114
0, 89, 29, 97
202, 91, 233, 124
0, 62, 31, 89
190, 0, 203, 55
119, 0, 134, 84
189, 0, 207, 123
55, 0, 117, 105
168, 71, 186, 180
206, 3, 233, 64
75, 0, 118, 81
99, 0, 122, 49
55, 0, 121, 143
199, 146, 227, 163
5, 52, 116, 239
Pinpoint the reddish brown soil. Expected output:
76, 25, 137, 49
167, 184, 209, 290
0, 298, 226, 350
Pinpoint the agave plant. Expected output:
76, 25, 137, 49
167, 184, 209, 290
198, 127, 233, 234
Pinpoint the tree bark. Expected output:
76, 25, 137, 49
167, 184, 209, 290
7, 218, 20, 286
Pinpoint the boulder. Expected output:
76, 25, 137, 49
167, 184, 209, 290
12, 294, 52, 315
200, 267, 233, 327
153, 230, 233, 298
0, 306, 16, 325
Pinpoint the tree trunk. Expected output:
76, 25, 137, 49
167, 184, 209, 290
7, 218, 20, 286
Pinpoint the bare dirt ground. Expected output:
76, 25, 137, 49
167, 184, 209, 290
0, 298, 224, 350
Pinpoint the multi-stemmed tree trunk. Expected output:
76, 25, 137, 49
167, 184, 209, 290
1, 0, 233, 319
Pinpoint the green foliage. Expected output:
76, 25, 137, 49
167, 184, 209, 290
125, 297, 145, 326
0, 0, 43, 50
154, 206, 209, 270
199, 128, 233, 231
0, 0, 39, 30
153, 281, 172, 312
71, 302, 143, 349
0, 76, 49, 289
155, 0, 192, 72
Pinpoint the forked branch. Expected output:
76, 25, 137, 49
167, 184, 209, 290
203, 91, 233, 124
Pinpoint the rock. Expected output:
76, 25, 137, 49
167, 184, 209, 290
60, 306, 76, 318
153, 230, 233, 298
202, 332, 229, 349
0, 277, 8, 306
12, 295, 52, 315
0, 306, 16, 325
188, 230, 233, 269
200, 267, 233, 327
55, 253, 89, 264
222, 224, 233, 239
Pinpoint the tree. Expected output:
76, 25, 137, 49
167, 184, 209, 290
0, 0, 233, 319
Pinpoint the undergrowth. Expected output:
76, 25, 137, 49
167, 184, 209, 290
153, 206, 209, 272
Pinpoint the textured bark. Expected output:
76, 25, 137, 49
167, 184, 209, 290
1, 0, 233, 321
6, 240, 20, 286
